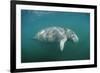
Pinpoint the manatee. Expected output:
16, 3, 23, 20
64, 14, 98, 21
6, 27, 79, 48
34, 26, 79, 51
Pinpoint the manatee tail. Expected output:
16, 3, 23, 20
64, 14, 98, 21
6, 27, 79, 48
60, 38, 67, 52
32, 34, 38, 40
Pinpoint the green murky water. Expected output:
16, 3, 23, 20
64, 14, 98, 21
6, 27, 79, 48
21, 10, 90, 63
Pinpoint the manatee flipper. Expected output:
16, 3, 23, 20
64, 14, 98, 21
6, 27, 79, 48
60, 38, 67, 51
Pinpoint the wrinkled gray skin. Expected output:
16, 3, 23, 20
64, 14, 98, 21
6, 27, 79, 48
34, 27, 79, 51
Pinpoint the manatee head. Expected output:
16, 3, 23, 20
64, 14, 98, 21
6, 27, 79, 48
65, 28, 79, 43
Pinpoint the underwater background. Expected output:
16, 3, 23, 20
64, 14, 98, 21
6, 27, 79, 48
21, 9, 90, 63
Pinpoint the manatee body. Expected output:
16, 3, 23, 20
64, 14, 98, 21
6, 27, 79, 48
34, 26, 79, 51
